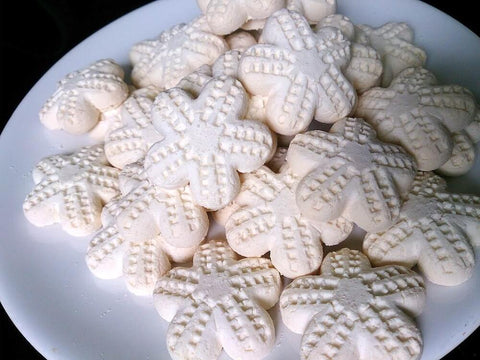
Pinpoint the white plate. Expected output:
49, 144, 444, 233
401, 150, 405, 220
1, 0, 479, 359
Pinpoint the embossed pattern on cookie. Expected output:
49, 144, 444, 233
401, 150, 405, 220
356, 67, 478, 171
104, 87, 161, 169
226, 166, 353, 278
238, 8, 356, 135
154, 239, 281, 360
144, 76, 274, 210
40, 59, 129, 134
23, 144, 120, 236
355, 22, 427, 86
364, 172, 480, 286
288, 118, 417, 232
280, 248, 425, 360
287, 0, 336, 24
316, 14, 383, 93
86, 161, 208, 295
196, 0, 285, 35
130, 17, 228, 89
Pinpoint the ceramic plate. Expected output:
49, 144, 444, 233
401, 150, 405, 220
1, 0, 479, 359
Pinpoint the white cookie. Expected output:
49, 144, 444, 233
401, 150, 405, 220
104, 87, 161, 169
144, 76, 274, 210
86, 162, 208, 295
288, 118, 417, 233
355, 22, 427, 86
287, 0, 336, 24
176, 64, 213, 97
356, 67, 477, 171
316, 14, 383, 93
23, 144, 120, 236
40, 59, 129, 134
196, 0, 285, 35
130, 16, 228, 89
238, 9, 356, 135
226, 165, 353, 278
154, 239, 281, 360
364, 172, 480, 286
280, 248, 425, 360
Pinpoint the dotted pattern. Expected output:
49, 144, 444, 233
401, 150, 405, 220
154, 240, 281, 360
364, 171, 480, 286
280, 248, 425, 360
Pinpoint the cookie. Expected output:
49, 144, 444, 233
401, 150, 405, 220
225, 165, 353, 278
23, 144, 120, 236
104, 86, 161, 169
316, 14, 383, 93
238, 8, 356, 135
130, 16, 228, 89
86, 161, 208, 295
280, 248, 425, 360
356, 67, 477, 171
363, 171, 480, 286
153, 239, 281, 360
39, 59, 129, 134
355, 22, 427, 86
288, 117, 417, 232
144, 76, 274, 210
196, 0, 285, 35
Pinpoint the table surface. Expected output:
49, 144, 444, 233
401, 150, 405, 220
1, 1, 479, 359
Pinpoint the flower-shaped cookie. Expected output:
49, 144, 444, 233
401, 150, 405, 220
280, 248, 425, 360
288, 118, 417, 233
355, 22, 427, 86
316, 14, 383, 93
356, 67, 478, 171
104, 87, 161, 169
287, 0, 336, 24
86, 162, 208, 295
23, 144, 120, 236
144, 76, 274, 210
154, 239, 281, 360
364, 172, 480, 286
226, 165, 353, 278
196, 0, 285, 35
238, 9, 356, 135
130, 17, 228, 89
40, 59, 129, 134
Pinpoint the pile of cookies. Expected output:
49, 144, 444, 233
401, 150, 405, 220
23, 0, 480, 359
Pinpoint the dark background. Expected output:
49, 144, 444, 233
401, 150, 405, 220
1, 1, 478, 359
